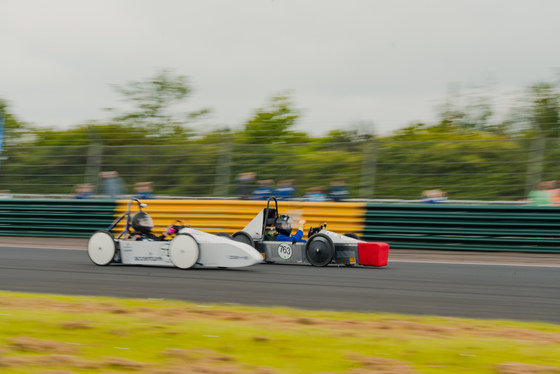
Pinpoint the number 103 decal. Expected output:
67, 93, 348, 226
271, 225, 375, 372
277, 243, 293, 260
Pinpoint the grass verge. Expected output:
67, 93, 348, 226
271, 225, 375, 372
0, 291, 559, 373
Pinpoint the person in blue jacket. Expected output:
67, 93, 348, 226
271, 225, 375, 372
251, 179, 274, 200
134, 182, 156, 199
274, 179, 296, 201
328, 179, 350, 202
275, 214, 307, 243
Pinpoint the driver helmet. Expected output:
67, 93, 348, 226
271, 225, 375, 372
275, 214, 293, 236
131, 211, 154, 234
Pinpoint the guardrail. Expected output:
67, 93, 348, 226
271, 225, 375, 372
114, 199, 366, 238
0, 199, 116, 237
363, 204, 560, 253
3, 199, 559, 253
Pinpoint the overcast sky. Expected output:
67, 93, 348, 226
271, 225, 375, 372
1, 0, 559, 136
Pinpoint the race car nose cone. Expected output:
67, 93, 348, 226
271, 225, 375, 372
249, 249, 264, 263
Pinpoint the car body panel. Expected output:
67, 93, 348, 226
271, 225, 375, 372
88, 198, 263, 269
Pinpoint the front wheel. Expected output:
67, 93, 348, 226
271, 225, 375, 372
87, 231, 116, 266
305, 233, 335, 267
169, 234, 200, 269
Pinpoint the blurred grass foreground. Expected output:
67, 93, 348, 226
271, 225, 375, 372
1, 291, 560, 373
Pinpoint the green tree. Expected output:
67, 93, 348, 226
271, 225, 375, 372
0, 98, 30, 146
481, 81, 560, 137
437, 93, 494, 132
107, 69, 210, 131
525, 82, 560, 136
238, 93, 308, 144
375, 123, 526, 200
320, 129, 358, 143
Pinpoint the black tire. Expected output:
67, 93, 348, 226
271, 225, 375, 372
232, 231, 255, 247
343, 233, 361, 240
215, 232, 232, 239
305, 233, 335, 267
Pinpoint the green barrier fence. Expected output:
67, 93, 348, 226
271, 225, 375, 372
3, 199, 560, 253
0, 199, 117, 237
363, 204, 560, 253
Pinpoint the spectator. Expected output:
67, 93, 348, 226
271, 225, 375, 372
99, 171, 125, 199
134, 182, 155, 199
303, 186, 328, 202
529, 181, 553, 206
235, 172, 256, 200
421, 189, 448, 204
328, 179, 350, 202
74, 183, 93, 199
251, 179, 274, 200
545, 180, 560, 206
274, 179, 296, 201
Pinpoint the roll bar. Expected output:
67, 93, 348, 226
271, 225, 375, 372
262, 196, 279, 236
106, 198, 147, 239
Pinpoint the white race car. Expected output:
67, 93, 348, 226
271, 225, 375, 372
87, 199, 263, 269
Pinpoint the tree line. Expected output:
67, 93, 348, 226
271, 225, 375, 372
1, 70, 559, 200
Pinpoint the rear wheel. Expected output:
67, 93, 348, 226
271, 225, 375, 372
169, 234, 200, 269
305, 233, 335, 267
215, 232, 232, 239
87, 231, 116, 266
343, 233, 361, 240
232, 231, 255, 247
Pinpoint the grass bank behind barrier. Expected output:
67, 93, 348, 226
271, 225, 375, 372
1, 291, 559, 373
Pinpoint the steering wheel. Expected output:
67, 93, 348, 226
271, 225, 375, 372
308, 226, 321, 238
170, 220, 186, 235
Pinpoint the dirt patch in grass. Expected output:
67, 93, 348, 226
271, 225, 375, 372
8, 337, 78, 354
59, 321, 93, 330
346, 353, 420, 374
104, 356, 147, 370
496, 363, 560, 373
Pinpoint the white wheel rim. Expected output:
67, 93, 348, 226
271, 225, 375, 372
88, 232, 116, 265
169, 235, 199, 269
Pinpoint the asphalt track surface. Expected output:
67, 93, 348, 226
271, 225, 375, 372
1, 241, 559, 324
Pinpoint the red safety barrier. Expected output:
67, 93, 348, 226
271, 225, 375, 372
358, 242, 389, 267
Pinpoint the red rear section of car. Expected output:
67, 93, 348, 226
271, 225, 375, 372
357, 242, 389, 267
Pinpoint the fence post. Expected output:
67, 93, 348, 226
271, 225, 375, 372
359, 139, 378, 199
214, 140, 233, 197
0, 112, 4, 173
85, 127, 103, 186
524, 137, 546, 197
